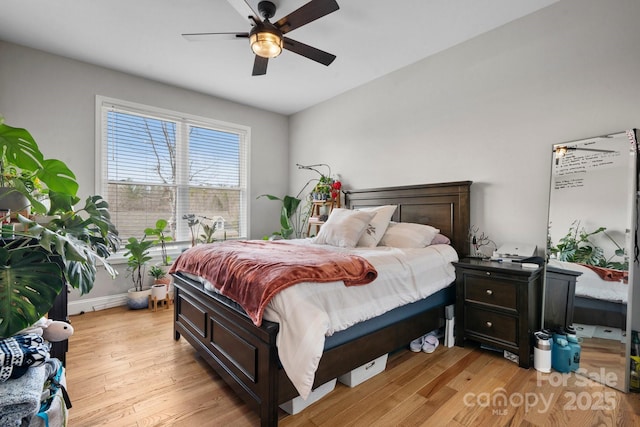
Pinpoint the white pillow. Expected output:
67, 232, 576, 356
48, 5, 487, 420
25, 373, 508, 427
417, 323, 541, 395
356, 205, 397, 247
314, 208, 376, 248
379, 222, 441, 248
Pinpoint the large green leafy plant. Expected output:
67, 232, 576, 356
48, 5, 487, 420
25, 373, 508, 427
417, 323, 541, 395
549, 220, 628, 270
0, 118, 119, 338
257, 194, 302, 239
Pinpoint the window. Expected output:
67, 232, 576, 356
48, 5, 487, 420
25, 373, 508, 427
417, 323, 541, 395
97, 97, 249, 244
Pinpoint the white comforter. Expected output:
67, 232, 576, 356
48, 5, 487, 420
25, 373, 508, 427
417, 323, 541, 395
259, 239, 458, 399
547, 259, 628, 303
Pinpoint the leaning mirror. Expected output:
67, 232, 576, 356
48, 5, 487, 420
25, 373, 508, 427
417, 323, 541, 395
544, 130, 638, 392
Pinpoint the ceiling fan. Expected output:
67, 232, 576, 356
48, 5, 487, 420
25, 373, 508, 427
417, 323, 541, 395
183, 0, 339, 76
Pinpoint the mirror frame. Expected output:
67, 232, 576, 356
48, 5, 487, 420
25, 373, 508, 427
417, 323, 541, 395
543, 129, 639, 393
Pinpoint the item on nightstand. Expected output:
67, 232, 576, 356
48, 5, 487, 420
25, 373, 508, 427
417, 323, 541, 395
533, 331, 552, 373
491, 242, 537, 262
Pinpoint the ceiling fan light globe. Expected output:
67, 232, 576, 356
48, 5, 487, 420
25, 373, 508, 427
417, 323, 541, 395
250, 31, 283, 58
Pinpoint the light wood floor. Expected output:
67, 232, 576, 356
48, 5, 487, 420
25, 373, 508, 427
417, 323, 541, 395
66, 306, 640, 426
579, 336, 626, 391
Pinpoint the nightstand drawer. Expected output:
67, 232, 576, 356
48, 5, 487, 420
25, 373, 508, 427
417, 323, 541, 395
464, 275, 517, 310
465, 306, 517, 345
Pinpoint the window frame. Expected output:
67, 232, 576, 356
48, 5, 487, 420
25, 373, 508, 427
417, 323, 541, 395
95, 96, 251, 247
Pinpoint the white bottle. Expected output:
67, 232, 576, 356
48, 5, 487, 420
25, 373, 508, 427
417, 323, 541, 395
534, 332, 552, 373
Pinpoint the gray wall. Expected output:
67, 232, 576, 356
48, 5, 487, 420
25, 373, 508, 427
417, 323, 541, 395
289, 0, 640, 254
0, 41, 289, 308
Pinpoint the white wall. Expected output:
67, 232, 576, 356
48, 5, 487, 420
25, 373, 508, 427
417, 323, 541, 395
0, 41, 289, 308
289, 0, 640, 256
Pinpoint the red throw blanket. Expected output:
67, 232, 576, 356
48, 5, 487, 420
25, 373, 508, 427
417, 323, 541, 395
578, 263, 628, 284
169, 240, 378, 326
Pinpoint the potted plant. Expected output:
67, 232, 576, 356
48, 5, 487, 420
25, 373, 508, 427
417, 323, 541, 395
0, 117, 120, 338
123, 236, 154, 309
149, 265, 170, 300
312, 175, 333, 201
182, 214, 220, 246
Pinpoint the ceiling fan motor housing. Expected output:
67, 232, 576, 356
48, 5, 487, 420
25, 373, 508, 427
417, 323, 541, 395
258, 1, 277, 20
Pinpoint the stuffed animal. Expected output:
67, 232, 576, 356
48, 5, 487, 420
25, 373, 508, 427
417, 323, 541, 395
41, 319, 74, 342
19, 317, 74, 342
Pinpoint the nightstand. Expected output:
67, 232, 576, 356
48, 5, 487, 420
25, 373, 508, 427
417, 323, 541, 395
543, 266, 581, 330
453, 258, 543, 368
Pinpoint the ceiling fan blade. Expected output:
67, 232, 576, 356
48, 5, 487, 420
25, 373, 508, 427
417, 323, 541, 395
252, 55, 269, 76
182, 32, 249, 41
226, 0, 259, 20
275, 0, 339, 34
283, 37, 336, 66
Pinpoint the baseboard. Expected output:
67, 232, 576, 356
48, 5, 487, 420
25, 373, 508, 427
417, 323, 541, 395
68, 293, 128, 315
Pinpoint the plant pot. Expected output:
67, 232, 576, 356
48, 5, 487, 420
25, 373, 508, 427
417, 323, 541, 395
0, 187, 30, 218
151, 283, 168, 300
127, 287, 152, 310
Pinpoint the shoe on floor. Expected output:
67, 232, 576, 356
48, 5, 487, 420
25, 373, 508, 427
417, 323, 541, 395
410, 335, 426, 352
422, 335, 439, 354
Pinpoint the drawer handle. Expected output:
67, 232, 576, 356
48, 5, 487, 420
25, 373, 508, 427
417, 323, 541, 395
486, 321, 493, 328
486, 289, 493, 296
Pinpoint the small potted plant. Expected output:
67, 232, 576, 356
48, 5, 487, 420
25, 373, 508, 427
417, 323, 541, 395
149, 265, 170, 300
123, 236, 154, 309
312, 176, 333, 201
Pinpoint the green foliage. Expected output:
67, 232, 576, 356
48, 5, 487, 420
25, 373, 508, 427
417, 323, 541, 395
0, 120, 79, 214
0, 119, 120, 338
0, 196, 120, 338
182, 214, 220, 245
550, 220, 628, 270
144, 218, 173, 265
199, 222, 217, 244
148, 265, 166, 279
0, 244, 64, 339
257, 194, 302, 239
124, 237, 154, 291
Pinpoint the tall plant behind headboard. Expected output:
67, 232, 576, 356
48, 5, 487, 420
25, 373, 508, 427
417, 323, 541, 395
344, 181, 472, 256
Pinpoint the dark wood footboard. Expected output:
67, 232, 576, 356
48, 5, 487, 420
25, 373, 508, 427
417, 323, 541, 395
173, 275, 281, 425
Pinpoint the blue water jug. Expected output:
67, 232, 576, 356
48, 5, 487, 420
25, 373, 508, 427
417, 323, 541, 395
552, 337, 572, 373
565, 327, 581, 371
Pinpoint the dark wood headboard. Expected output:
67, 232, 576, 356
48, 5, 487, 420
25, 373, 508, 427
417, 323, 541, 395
344, 181, 472, 257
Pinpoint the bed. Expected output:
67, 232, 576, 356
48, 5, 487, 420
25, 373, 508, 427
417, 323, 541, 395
171, 181, 471, 426
547, 259, 628, 330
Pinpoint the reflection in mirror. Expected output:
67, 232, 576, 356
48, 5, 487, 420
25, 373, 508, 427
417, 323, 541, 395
545, 130, 638, 392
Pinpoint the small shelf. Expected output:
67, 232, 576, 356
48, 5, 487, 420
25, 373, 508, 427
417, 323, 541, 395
307, 198, 340, 235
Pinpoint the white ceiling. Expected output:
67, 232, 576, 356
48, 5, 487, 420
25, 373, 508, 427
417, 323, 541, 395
0, 0, 558, 115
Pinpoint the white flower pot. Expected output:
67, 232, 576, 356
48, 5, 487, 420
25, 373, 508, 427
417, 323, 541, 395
127, 287, 152, 310
151, 284, 168, 300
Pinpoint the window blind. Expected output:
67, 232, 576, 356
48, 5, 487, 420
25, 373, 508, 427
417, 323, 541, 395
98, 98, 249, 244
